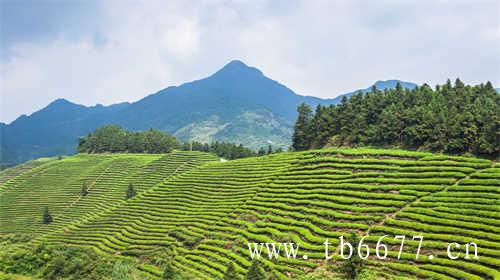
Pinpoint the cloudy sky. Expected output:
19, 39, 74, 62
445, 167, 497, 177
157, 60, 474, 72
1, 0, 499, 123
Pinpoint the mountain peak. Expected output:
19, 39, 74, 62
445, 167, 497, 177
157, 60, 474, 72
45, 98, 86, 110
213, 59, 263, 77
225, 59, 248, 68
49, 98, 73, 106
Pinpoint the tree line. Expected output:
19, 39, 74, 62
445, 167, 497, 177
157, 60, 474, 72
293, 80, 499, 158
78, 125, 181, 154
78, 125, 280, 159
181, 141, 281, 160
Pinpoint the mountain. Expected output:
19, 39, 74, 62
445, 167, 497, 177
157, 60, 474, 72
0, 60, 415, 165
1, 99, 130, 165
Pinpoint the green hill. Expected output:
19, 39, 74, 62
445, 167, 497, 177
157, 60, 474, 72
0, 151, 217, 235
0, 149, 499, 279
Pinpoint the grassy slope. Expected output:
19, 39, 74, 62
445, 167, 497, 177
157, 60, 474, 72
1, 149, 499, 280
0, 151, 218, 235
0, 158, 55, 191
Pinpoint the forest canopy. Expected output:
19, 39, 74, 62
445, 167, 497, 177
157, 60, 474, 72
180, 141, 256, 159
293, 80, 499, 158
77, 125, 264, 159
77, 125, 180, 154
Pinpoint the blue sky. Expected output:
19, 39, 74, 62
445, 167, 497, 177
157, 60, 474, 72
0, 0, 499, 123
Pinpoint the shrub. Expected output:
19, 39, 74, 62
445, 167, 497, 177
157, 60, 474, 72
342, 233, 364, 279
162, 261, 176, 280
42, 207, 52, 224
125, 183, 137, 200
223, 262, 239, 280
246, 260, 265, 280
81, 182, 89, 196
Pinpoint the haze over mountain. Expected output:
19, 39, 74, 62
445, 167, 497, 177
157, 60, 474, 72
0, 60, 417, 165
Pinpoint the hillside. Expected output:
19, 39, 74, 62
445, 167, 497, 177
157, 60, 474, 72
0, 151, 217, 234
0, 60, 416, 165
293, 80, 500, 158
1, 149, 498, 279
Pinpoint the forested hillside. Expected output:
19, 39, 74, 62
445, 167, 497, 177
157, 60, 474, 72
293, 80, 499, 158
1, 149, 498, 279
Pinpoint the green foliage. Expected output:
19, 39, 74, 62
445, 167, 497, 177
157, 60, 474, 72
110, 259, 138, 279
80, 182, 89, 196
343, 233, 365, 279
0, 165, 11, 171
181, 141, 256, 159
125, 183, 136, 200
0, 152, 217, 234
223, 263, 238, 280
78, 125, 180, 154
1, 148, 498, 280
42, 207, 52, 225
0, 243, 152, 280
245, 260, 265, 280
294, 81, 499, 157
292, 103, 313, 151
162, 261, 176, 280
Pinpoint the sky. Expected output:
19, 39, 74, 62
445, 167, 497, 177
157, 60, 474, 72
0, 0, 499, 124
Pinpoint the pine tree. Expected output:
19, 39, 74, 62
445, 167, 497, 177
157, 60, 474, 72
245, 260, 265, 280
81, 182, 89, 196
292, 103, 313, 151
223, 262, 238, 280
125, 183, 136, 200
42, 206, 53, 224
295, 80, 499, 157
343, 232, 364, 279
257, 147, 266, 156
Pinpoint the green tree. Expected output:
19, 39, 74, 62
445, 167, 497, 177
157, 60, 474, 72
43, 206, 53, 224
125, 183, 137, 200
245, 260, 265, 280
77, 125, 180, 154
292, 103, 313, 151
343, 232, 364, 279
267, 144, 273, 155
294, 80, 499, 158
81, 182, 89, 196
162, 261, 176, 280
223, 262, 238, 280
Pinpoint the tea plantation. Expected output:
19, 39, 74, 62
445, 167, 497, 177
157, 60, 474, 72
0, 149, 498, 279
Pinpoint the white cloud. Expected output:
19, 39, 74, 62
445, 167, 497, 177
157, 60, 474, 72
1, 0, 498, 123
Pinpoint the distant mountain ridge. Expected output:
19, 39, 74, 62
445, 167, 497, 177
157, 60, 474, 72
0, 60, 416, 165
330, 79, 418, 103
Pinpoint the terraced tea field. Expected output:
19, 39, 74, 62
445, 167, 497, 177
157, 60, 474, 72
0, 151, 218, 235
0, 149, 499, 279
